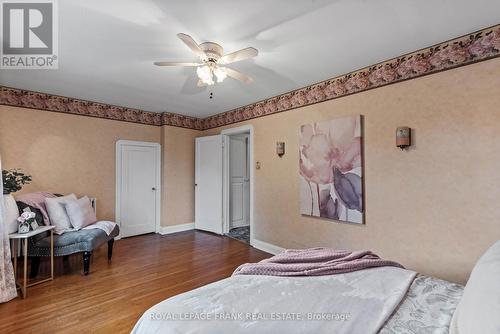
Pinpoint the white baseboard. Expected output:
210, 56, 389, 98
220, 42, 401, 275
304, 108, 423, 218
251, 238, 285, 255
158, 223, 195, 235
156, 225, 284, 255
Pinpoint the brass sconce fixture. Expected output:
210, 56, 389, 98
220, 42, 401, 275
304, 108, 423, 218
276, 142, 285, 157
396, 127, 411, 150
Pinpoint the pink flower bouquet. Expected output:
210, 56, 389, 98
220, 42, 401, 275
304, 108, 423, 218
17, 211, 38, 232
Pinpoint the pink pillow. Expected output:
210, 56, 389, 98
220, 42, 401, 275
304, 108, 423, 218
64, 196, 97, 230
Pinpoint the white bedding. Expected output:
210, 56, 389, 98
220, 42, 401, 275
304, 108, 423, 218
381, 274, 464, 333
131, 267, 416, 334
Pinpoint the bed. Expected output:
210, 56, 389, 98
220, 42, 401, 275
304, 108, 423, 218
131, 241, 500, 334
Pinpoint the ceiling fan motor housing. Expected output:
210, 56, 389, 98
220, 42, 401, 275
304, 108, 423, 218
199, 42, 223, 61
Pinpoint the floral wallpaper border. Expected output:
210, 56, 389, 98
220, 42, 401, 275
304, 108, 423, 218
1, 24, 499, 130
0, 87, 203, 130
202, 24, 500, 129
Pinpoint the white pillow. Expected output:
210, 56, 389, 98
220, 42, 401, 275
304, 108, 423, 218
45, 194, 77, 234
450, 240, 500, 334
64, 196, 96, 230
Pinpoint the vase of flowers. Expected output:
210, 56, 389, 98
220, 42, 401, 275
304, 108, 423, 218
2, 169, 32, 234
17, 211, 37, 233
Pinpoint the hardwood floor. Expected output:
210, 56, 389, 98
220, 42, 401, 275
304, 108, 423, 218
0, 231, 270, 333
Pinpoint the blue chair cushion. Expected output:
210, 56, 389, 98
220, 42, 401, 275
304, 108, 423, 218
28, 225, 119, 257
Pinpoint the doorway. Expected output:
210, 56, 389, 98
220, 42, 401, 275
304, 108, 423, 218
194, 125, 254, 245
116, 140, 161, 238
225, 133, 250, 244
222, 125, 254, 245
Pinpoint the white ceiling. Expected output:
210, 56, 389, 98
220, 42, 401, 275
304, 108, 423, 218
1, 0, 499, 118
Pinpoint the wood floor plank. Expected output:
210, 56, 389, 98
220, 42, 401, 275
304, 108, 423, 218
0, 230, 270, 333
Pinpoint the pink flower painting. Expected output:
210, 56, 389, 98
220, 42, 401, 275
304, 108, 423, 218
299, 115, 363, 224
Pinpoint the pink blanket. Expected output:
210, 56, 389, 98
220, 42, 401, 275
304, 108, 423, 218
233, 248, 404, 277
15, 191, 56, 225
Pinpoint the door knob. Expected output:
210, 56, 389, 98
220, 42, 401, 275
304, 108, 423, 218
152, 187, 156, 191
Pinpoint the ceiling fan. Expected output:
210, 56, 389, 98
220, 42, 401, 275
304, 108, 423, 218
154, 33, 258, 86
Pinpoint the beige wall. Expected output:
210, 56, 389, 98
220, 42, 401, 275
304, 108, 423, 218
161, 125, 201, 227
2, 58, 499, 283
206, 58, 500, 284
0, 106, 197, 228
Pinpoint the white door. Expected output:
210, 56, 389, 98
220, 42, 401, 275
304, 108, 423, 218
195, 135, 223, 234
229, 135, 250, 228
117, 141, 160, 237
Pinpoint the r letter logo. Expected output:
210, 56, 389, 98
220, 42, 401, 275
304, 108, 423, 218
1, 0, 58, 69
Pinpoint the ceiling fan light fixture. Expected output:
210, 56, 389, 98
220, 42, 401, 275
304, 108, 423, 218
214, 67, 227, 83
196, 65, 214, 86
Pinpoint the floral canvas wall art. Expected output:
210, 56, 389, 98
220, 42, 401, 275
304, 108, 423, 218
299, 115, 363, 224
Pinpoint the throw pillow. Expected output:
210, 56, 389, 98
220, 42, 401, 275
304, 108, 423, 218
45, 193, 77, 234
64, 196, 97, 230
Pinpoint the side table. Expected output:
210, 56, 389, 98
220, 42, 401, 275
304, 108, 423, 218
9, 225, 55, 298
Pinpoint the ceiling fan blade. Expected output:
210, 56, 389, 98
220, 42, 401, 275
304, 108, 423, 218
177, 33, 205, 58
154, 61, 202, 67
220, 47, 258, 64
224, 67, 253, 84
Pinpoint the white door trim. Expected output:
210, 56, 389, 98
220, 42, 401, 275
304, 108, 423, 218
115, 140, 161, 239
221, 125, 255, 246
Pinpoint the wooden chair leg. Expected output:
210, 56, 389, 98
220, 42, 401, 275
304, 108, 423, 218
107, 239, 114, 261
83, 251, 92, 275
29, 257, 41, 279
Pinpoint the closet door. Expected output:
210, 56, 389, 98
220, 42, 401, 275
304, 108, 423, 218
117, 141, 160, 237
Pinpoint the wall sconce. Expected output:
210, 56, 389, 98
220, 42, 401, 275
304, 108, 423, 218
396, 127, 411, 150
276, 142, 285, 157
